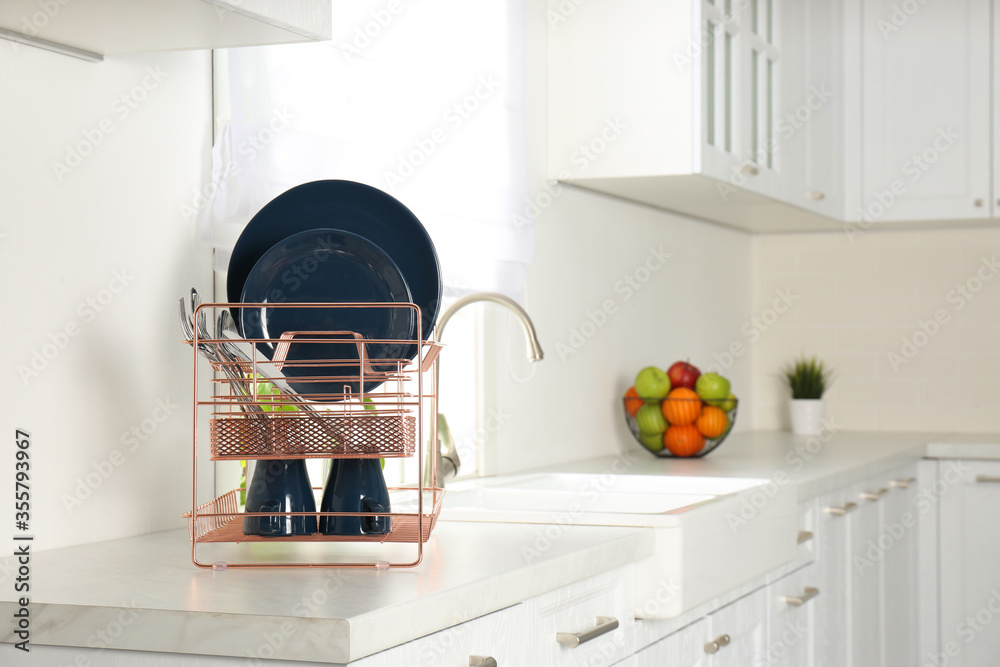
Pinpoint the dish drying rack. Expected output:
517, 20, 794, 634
184, 302, 444, 569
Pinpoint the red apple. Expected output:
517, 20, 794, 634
667, 361, 701, 390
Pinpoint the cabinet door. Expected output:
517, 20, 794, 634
814, 487, 852, 667
765, 564, 819, 667
780, 0, 843, 216
939, 460, 1000, 667
861, 0, 991, 222
881, 464, 920, 667
625, 617, 712, 667
708, 587, 769, 666
850, 477, 887, 667
699, 0, 745, 184
735, 0, 783, 199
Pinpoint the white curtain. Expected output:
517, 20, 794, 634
200, 0, 533, 300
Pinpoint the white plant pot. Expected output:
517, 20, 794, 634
789, 399, 824, 435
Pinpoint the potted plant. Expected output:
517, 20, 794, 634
782, 356, 833, 435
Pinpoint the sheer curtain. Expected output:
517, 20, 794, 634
200, 0, 533, 300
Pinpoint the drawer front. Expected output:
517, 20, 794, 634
526, 566, 633, 667
352, 604, 525, 667
628, 617, 712, 666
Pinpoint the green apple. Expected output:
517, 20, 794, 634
709, 392, 737, 412
696, 372, 731, 401
639, 432, 665, 451
635, 403, 667, 434
635, 366, 671, 399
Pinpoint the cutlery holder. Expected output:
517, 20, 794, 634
184, 302, 444, 569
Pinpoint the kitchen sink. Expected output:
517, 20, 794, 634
441, 472, 797, 618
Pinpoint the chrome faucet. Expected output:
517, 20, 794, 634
423, 292, 544, 488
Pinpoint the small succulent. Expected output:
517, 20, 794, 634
782, 356, 834, 400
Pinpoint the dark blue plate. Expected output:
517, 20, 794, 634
240, 229, 415, 399
227, 180, 441, 356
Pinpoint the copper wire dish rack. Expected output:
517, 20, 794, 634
184, 302, 444, 569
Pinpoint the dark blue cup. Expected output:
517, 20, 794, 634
243, 459, 318, 536
320, 459, 392, 536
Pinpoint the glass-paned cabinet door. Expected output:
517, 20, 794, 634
700, 0, 742, 183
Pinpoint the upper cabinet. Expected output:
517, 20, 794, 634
547, 0, 845, 233
0, 0, 331, 62
548, 0, 1000, 232
858, 0, 991, 224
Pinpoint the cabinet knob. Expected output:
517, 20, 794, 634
704, 634, 731, 654
783, 587, 820, 607
555, 616, 619, 648
741, 164, 760, 175
975, 198, 984, 207
797, 530, 814, 544
824, 502, 857, 516
859, 488, 889, 501
469, 657, 498, 667
806, 191, 825, 200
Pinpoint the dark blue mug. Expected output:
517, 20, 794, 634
320, 459, 392, 536
243, 459, 318, 536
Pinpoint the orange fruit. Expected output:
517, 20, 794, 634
696, 405, 729, 438
664, 424, 706, 457
624, 386, 643, 417
661, 387, 701, 425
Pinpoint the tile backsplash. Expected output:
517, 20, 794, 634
752, 226, 1000, 433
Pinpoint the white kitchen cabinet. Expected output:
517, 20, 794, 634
813, 485, 853, 667
706, 587, 770, 666
780, 0, 844, 217
350, 604, 527, 667
881, 464, 920, 667
850, 476, 887, 667
938, 460, 1000, 667
619, 617, 712, 667
546, 0, 843, 233
859, 0, 992, 223
764, 564, 819, 667
0, 0, 331, 62
526, 565, 634, 667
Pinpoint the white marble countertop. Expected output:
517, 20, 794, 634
530, 430, 1000, 501
5, 429, 1000, 664
0, 521, 652, 663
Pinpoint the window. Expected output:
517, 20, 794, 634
202, 2, 531, 488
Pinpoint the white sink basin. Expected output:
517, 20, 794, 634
441, 472, 797, 618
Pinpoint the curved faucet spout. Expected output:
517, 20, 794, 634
424, 292, 544, 488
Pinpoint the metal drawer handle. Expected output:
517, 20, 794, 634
890, 477, 916, 489
797, 530, 814, 544
469, 657, 497, 667
742, 164, 760, 175
783, 587, 820, 607
806, 191, 825, 200
859, 488, 888, 501
704, 634, 731, 654
556, 616, 619, 648
976, 476, 1000, 483
824, 502, 857, 516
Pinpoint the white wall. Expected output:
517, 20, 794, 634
0, 43, 212, 550
751, 227, 1000, 433
489, 0, 755, 474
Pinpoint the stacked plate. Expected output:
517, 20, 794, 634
230, 180, 441, 538
228, 180, 442, 398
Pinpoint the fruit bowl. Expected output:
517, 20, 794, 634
623, 397, 738, 458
